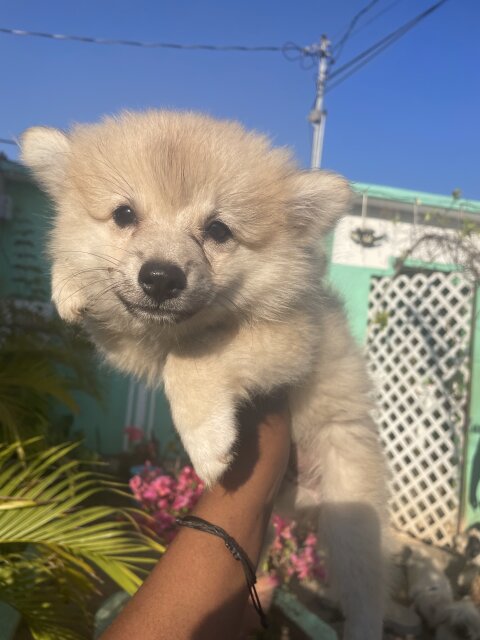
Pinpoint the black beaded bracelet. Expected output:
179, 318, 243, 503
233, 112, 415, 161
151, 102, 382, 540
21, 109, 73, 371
176, 515, 268, 629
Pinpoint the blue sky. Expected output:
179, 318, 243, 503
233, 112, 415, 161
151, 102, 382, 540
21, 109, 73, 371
1, 1, 479, 199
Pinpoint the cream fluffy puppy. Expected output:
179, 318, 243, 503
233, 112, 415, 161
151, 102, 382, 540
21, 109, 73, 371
21, 111, 387, 639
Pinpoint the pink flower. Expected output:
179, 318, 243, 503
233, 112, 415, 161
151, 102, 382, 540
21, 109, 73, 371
172, 494, 191, 511
142, 486, 159, 501
151, 475, 174, 497
177, 466, 204, 493
272, 514, 289, 534
153, 511, 177, 542
156, 497, 170, 511
266, 514, 326, 586
263, 574, 280, 589
271, 538, 283, 552
124, 425, 144, 443
129, 465, 205, 544
129, 475, 142, 493
304, 532, 317, 547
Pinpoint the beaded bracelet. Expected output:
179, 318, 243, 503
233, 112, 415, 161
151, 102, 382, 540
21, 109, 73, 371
176, 515, 268, 629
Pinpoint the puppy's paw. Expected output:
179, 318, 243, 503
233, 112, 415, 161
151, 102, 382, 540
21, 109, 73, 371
181, 417, 237, 488
191, 451, 235, 488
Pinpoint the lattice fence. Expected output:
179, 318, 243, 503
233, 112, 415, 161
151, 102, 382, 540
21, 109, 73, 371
366, 270, 474, 547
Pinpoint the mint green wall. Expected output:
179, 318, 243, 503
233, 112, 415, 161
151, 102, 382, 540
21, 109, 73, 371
70, 368, 135, 455
0, 179, 51, 301
71, 366, 176, 456
328, 262, 392, 344
328, 257, 480, 529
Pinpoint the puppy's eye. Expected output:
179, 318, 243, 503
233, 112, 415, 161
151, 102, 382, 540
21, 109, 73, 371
113, 205, 137, 228
204, 220, 232, 243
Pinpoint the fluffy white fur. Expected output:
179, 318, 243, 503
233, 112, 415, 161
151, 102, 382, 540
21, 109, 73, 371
21, 110, 388, 639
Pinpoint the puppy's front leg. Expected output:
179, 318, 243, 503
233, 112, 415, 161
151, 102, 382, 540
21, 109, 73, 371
163, 356, 240, 487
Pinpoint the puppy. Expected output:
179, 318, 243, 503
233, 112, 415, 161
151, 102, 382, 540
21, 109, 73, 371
21, 110, 388, 639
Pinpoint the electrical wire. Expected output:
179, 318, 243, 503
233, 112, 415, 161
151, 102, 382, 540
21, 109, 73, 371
330, 0, 448, 80
0, 26, 305, 54
0, 2, 449, 144
333, 0, 382, 60
346, 0, 405, 42
327, 0, 449, 92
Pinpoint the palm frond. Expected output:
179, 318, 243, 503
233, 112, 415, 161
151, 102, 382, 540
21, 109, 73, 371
0, 441, 164, 639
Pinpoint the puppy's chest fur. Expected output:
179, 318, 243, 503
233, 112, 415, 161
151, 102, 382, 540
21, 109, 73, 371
163, 312, 321, 395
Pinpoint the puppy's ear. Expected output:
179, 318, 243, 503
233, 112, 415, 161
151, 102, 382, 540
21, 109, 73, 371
291, 170, 351, 236
20, 127, 70, 198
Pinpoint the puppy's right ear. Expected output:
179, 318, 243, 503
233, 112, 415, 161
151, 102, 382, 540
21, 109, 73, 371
20, 127, 70, 198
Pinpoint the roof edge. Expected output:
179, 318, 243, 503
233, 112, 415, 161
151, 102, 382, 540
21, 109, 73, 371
352, 181, 480, 214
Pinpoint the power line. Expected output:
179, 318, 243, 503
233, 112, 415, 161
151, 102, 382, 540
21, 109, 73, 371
333, 0, 382, 61
330, 0, 449, 80
0, 2, 450, 159
346, 0, 406, 42
0, 26, 306, 54
327, 0, 449, 91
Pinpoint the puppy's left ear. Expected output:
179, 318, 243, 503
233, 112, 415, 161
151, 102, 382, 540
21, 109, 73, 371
20, 126, 70, 199
290, 170, 351, 236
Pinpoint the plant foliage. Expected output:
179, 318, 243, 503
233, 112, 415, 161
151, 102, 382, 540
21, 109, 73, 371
0, 439, 164, 640
0, 301, 99, 450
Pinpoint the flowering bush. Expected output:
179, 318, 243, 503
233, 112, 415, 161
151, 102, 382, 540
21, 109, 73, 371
130, 463, 326, 586
267, 514, 326, 585
129, 463, 204, 542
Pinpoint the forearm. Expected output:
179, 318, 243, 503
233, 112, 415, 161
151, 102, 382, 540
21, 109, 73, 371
101, 398, 290, 640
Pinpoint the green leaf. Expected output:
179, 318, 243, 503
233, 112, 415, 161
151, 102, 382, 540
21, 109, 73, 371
0, 440, 163, 639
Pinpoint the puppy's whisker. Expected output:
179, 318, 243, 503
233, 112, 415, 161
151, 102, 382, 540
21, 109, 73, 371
213, 296, 250, 330
100, 152, 136, 194
134, 329, 153, 352
94, 148, 136, 195
60, 276, 122, 307
99, 243, 137, 257
56, 267, 121, 288
216, 292, 248, 319
59, 279, 103, 305
72, 174, 129, 201
87, 283, 123, 309
56, 250, 121, 267
56, 268, 121, 299
85, 172, 130, 197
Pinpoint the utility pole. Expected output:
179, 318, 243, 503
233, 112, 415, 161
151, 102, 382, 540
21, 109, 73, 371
308, 35, 331, 170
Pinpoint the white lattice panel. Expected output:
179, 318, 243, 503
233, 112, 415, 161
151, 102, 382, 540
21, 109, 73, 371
366, 271, 474, 547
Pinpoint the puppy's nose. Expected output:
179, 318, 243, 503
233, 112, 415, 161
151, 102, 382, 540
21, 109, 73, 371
138, 261, 186, 303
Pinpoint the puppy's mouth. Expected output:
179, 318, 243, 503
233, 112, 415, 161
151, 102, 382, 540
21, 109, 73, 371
115, 292, 195, 324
